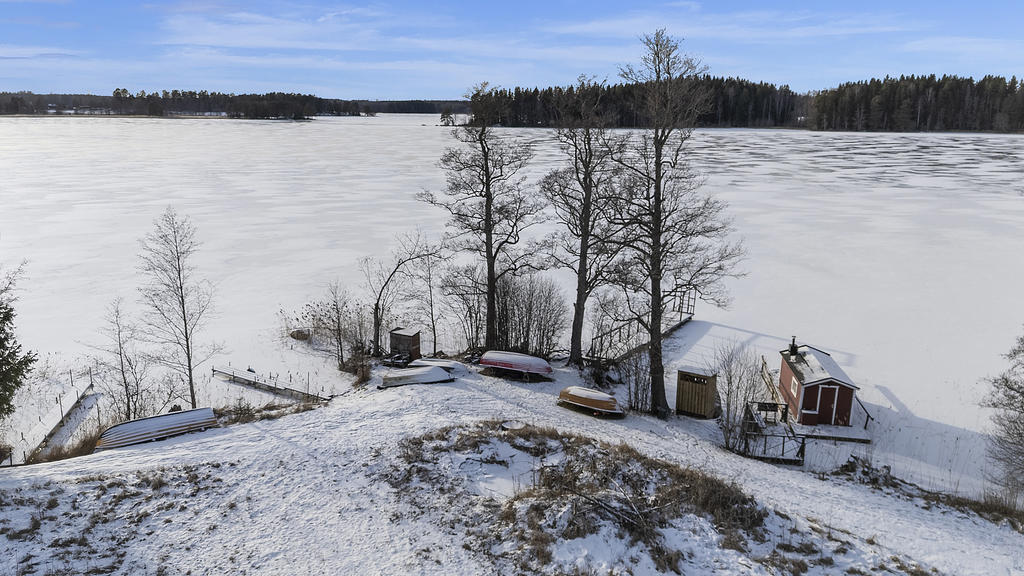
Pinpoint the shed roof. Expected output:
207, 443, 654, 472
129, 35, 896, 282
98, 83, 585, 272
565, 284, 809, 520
781, 345, 858, 389
390, 326, 420, 337
677, 365, 716, 378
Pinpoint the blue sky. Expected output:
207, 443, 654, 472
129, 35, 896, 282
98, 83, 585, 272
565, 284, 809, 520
1, 1, 1021, 99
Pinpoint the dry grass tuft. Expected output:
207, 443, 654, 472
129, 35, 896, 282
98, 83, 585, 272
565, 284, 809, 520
25, 429, 102, 464
389, 420, 766, 574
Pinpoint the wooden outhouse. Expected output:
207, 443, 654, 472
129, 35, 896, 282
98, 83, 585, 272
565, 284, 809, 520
389, 327, 422, 361
778, 338, 858, 426
675, 365, 719, 418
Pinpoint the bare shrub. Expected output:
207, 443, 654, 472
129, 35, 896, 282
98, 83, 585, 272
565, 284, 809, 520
297, 282, 356, 371
219, 398, 256, 425
710, 341, 763, 452
293, 282, 375, 373
26, 429, 102, 464
441, 264, 486, 351
982, 327, 1024, 510
621, 351, 651, 412
442, 268, 567, 357
494, 273, 568, 357
93, 298, 179, 423
141, 473, 167, 491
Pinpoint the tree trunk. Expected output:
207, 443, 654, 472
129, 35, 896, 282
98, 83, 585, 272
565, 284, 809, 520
569, 246, 589, 366
185, 343, 196, 409
485, 260, 497, 350
648, 267, 669, 418
181, 298, 197, 410
649, 136, 670, 418
372, 302, 382, 357
569, 185, 593, 367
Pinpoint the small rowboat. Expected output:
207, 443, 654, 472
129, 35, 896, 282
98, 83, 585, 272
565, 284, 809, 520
407, 358, 468, 374
479, 351, 553, 376
379, 365, 454, 389
94, 408, 219, 452
557, 386, 625, 417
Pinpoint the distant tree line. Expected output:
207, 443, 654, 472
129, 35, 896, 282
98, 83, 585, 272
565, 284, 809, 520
0, 89, 468, 120
808, 75, 1024, 132
470, 74, 1024, 133
4, 74, 1022, 131
468, 77, 809, 128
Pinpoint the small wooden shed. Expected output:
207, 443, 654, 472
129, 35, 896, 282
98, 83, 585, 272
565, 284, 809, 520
676, 365, 719, 418
778, 338, 859, 427
389, 327, 421, 361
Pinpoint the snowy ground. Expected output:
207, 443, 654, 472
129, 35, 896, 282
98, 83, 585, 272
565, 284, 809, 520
0, 363, 1021, 575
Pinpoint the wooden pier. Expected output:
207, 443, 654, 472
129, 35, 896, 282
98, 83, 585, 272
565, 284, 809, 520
212, 366, 328, 403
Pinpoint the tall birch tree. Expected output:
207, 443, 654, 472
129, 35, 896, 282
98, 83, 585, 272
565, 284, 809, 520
542, 77, 622, 366
418, 83, 545, 350
138, 207, 218, 410
609, 30, 744, 417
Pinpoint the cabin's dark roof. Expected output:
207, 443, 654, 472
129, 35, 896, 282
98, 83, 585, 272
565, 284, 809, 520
781, 345, 858, 389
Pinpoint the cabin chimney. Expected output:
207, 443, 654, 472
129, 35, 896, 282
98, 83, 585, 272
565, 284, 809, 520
789, 336, 799, 356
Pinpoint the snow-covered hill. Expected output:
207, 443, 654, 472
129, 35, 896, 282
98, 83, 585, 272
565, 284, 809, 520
2, 360, 1021, 575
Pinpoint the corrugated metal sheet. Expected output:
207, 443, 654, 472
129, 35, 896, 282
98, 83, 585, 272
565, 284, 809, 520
94, 408, 218, 452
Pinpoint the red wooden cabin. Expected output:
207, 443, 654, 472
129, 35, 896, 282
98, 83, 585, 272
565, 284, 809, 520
778, 338, 858, 426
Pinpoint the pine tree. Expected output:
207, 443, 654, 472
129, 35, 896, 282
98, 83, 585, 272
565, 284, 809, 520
0, 270, 36, 420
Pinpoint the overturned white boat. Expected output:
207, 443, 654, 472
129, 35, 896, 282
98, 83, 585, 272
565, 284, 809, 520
94, 407, 219, 452
479, 351, 553, 376
379, 365, 454, 389
557, 386, 625, 417
407, 358, 468, 374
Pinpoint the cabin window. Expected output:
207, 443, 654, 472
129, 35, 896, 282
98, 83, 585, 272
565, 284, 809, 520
790, 374, 799, 398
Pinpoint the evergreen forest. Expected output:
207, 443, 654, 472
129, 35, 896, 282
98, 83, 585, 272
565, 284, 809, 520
1, 74, 1022, 132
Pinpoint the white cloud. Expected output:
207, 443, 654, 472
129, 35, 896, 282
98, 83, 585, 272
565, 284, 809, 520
0, 44, 79, 58
546, 9, 919, 43
902, 36, 1024, 56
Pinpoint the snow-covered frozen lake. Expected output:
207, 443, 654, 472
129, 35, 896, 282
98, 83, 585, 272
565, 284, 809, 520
2, 114, 1022, 433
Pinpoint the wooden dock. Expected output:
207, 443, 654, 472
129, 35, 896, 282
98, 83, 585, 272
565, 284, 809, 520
211, 366, 328, 403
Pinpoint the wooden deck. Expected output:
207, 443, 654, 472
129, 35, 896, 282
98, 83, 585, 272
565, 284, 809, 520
212, 366, 328, 403
790, 422, 872, 444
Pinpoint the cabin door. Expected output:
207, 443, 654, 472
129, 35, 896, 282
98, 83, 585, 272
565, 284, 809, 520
818, 386, 837, 426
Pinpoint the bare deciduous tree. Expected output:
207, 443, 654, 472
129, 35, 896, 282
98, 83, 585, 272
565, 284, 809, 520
441, 264, 486, 351
138, 207, 219, 409
92, 297, 176, 422
418, 83, 546, 350
494, 273, 568, 357
709, 341, 762, 452
983, 328, 1024, 508
543, 76, 623, 367
301, 282, 354, 370
361, 233, 439, 356
608, 30, 744, 418
404, 251, 446, 356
